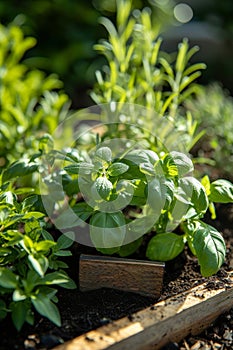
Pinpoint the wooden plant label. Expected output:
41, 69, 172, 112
79, 254, 165, 298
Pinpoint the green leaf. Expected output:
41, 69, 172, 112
193, 222, 226, 277
14, 187, 35, 195
0, 300, 8, 320
0, 268, 18, 288
12, 289, 27, 302
108, 162, 129, 176
3, 230, 23, 246
147, 177, 167, 219
35, 240, 56, 252
201, 175, 211, 196
119, 237, 143, 257
139, 162, 155, 176
28, 255, 49, 277
0, 247, 12, 256
22, 235, 34, 251
72, 202, 93, 221
2, 160, 38, 182
92, 176, 113, 200
22, 195, 38, 210
23, 212, 45, 219
125, 150, 153, 166
41, 230, 54, 241
170, 151, 194, 176
54, 250, 72, 256
63, 179, 79, 196
59, 278, 76, 289
95, 147, 112, 162
24, 219, 41, 235
90, 212, 126, 252
176, 39, 189, 73
11, 301, 29, 331
31, 293, 61, 326
40, 271, 71, 286
146, 233, 185, 261
64, 163, 94, 175
179, 177, 209, 216
162, 154, 178, 177
209, 179, 233, 203
1, 191, 15, 205
56, 232, 74, 250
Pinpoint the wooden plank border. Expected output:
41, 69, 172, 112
53, 272, 233, 350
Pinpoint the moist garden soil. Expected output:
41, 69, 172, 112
1, 203, 233, 350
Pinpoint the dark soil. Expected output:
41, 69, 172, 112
1, 204, 233, 350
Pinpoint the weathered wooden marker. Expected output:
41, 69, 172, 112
79, 254, 165, 298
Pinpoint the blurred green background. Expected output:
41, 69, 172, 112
0, 0, 232, 108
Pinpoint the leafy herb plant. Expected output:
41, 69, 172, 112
0, 0, 232, 335
91, 0, 205, 152
0, 22, 70, 169
0, 21, 77, 331
47, 143, 233, 278
0, 160, 76, 330
185, 83, 233, 179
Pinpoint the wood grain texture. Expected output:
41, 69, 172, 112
52, 271, 233, 350
79, 254, 165, 298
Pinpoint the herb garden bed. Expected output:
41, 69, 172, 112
1, 2, 233, 349
1, 203, 232, 350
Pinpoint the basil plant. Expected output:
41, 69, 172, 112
47, 144, 233, 278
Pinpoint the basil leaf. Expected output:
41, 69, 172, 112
92, 176, 113, 200
193, 221, 226, 277
139, 162, 156, 176
108, 162, 129, 176
90, 212, 126, 253
170, 151, 194, 176
179, 177, 209, 216
209, 179, 233, 203
95, 147, 112, 162
64, 163, 94, 175
146, 233, 185, 261
119, 237, 143, 257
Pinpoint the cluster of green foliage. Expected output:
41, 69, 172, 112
58, 144, 232, 278
185, 83, 233, 179
0, 0, 176, 104
91, 2, 205, 113
0, 0, 233, 333
0, 24, 75, 330
0, 153, 76, 330
0, 22, 70, 168
0, 0, 101, 101
91, 0, 206, 152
